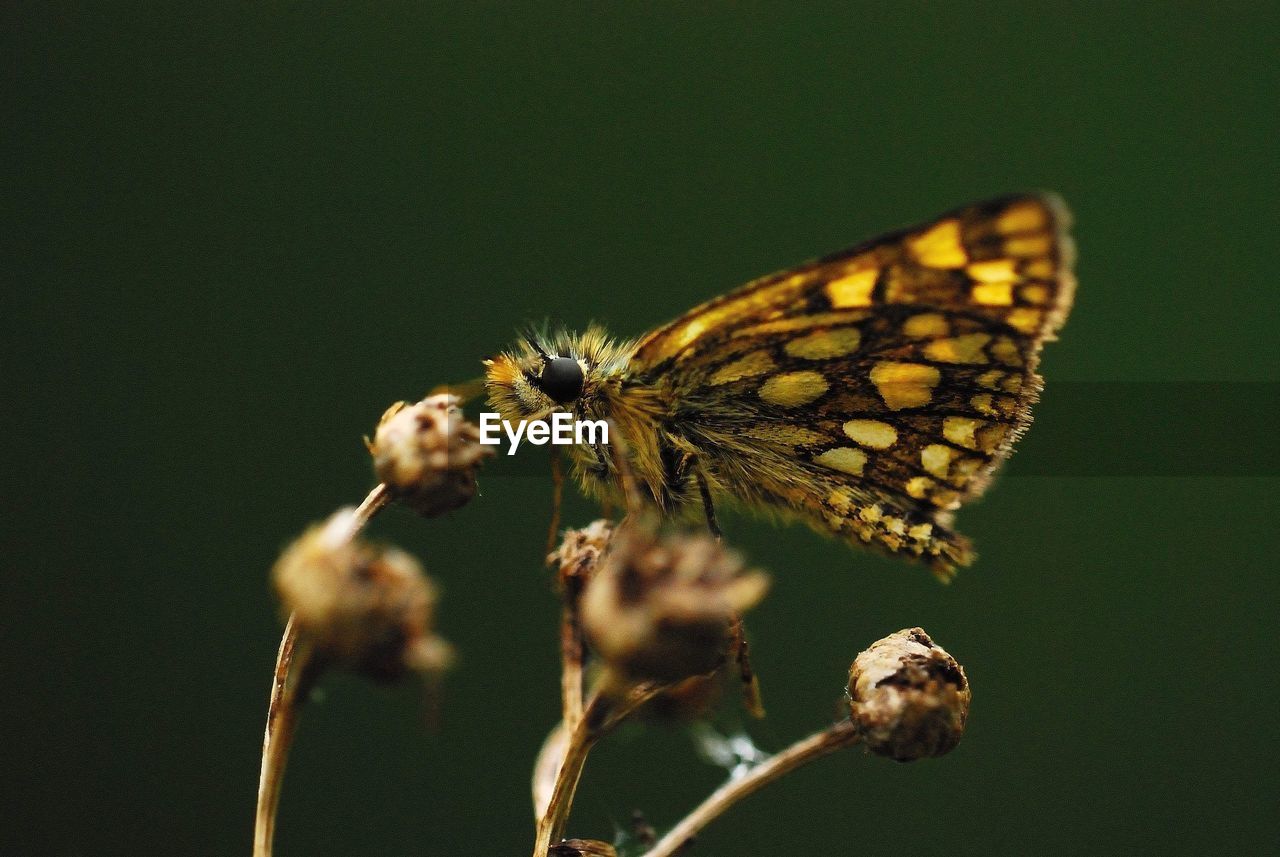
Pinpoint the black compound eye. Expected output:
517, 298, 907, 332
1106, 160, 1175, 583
539, 356, 584, 404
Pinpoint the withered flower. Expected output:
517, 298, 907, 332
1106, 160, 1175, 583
548, 519, 614, 592
369, 393, 491, 518
581, 526, 768, 684
272, 509, 453, 682
846, 627, 970, 762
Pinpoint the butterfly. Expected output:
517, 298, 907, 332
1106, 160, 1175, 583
484, 194, 1076, 579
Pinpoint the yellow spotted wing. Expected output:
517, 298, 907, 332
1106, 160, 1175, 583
630, 194, 1076, 577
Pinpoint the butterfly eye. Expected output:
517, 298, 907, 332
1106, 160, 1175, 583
539, 356, 585, 404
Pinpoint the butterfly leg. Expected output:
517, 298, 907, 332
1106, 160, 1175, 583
603, 427, 646, 515
545, 446, 563, 556
693, 465, 722, 541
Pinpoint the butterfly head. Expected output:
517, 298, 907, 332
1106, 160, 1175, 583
484, 327, 634, 422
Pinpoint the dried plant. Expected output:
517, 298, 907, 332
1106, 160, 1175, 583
253, 393, 973, 857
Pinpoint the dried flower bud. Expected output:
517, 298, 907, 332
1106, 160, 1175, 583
581, 526, 769, 684
846, 627, 970, 762
369, 394, 491, 517
272, 509, 453, 682
548, 519, 614, 591
548, 840, 618, 857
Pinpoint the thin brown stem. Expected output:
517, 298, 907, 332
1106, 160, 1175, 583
532, 680, 668, 856
641, 720, 860, 857
253, 616, 316, 857
531, 720, 570, 821
550, 450, 584, 731
252, 484, 389, 857
350, 482, 391, 533
559, 602, 585, 731
532, 696, 601, 856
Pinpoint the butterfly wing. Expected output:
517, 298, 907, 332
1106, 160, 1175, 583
631, 194, 1076, 577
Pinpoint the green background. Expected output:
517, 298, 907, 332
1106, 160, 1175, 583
4, 4, 1278, 855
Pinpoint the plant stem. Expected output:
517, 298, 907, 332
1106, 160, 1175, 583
559, 587, 585, 733
532, 680, 666, 856
559, 613, 585, 732
253, 616, 312, 857
640, 720, 860, 857
533, 696, 601, 856
345, 482, 391, 538
252, 483, 390, 857
531, 721, 569, 821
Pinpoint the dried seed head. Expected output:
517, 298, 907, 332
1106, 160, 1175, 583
548, 519, 614, 591
272, 509, 453, 682
548, 840, 618, 857
847, 627, 970, 762
369, 394, 492, 517
581, 526, 769, 684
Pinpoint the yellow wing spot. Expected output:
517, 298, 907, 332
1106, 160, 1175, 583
970, 393, 996, 415
1019, 284, 1050, 304
814, 446, 867, 476
943, 416, 980, 449
784, 327, 862, 359
903, 312, 950, 338
743, 424, 826, 447
967, 258, 1018, 282
825, 268, 879, 308
908, 522, 934, 541
907, 219, 968, 269
883, 516, 907, 536
976, 424, 1008, 453
709, 350, 776, 385
971, 281, 1014, 306
921, 444, 956, 479
1001, 374, 1023, 393
997, 200, 1050, 234
931, 489, 960, 510
952, 457, 983, 478
1023, 257, 1055, 278
827, 488, 854, 513
1004, 234, 1053, 257
1006, 307, 1044, 334
733, 311, 869, 337
858, 504, 883, 524
759, 371, 829, 407
869, 361, 941, 410
842, 419, 898, 449
905, 476, 935, 499
924, 333, 992, 364
990, 337, 1024, 367
978, 369, 1004, 389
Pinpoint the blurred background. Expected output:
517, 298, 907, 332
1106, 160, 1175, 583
3, 4, 1277, 855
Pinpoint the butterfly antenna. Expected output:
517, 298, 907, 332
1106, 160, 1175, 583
427, 376, 487, 405
523, 331, 552, 362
